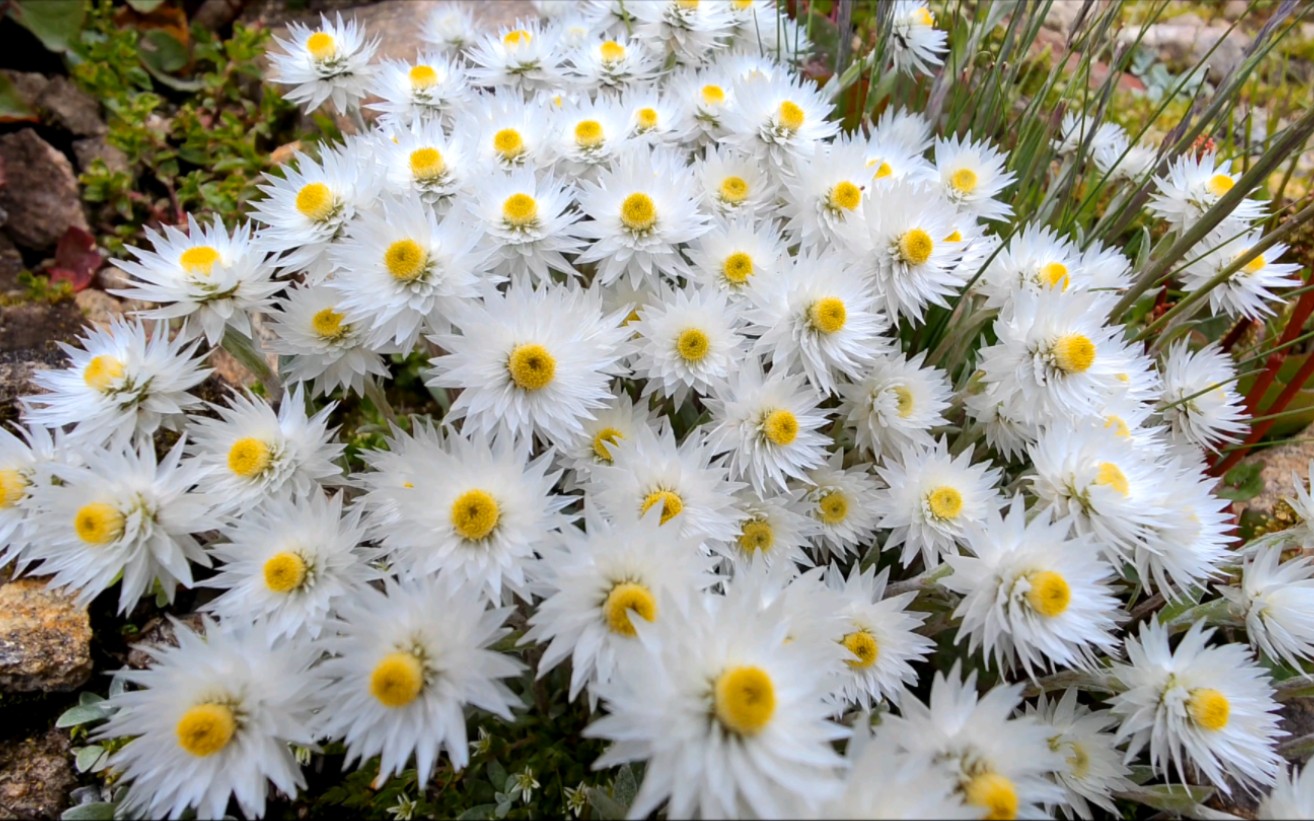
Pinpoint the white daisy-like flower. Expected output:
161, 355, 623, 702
186, 386, 343, 514
357, 423, 569, 600
1260, 765, 1314, 820
574, 145, 711, 287
1147, 151, 1266, 231
265, 282, 393, 399
872, 104, 934, 154
703, 357, 832, 494
840, 351, 952, 457
740, 11, 814, 64
778, 136, 872, 248
466, 21, 564, 92
375, 118, 471, 209
629, 283, 747, 403
803, 452, 884, 558
584, 576, 848, 819
566, 34, 658, 89
841, 178, 965, 323
1222, 542, 1314, 668
250, 144, 378, 280
202, 491, 379, 641
420, 4, 478, 55
111, 215, 282, 346
948, 497, 1122, 676
616, 83, 682, 145
669, 66, 737, 148
683, 214, 787, 297
24, 318, 209, 444
98, 618, 323, 820
862, 131, 937, 187
1134, 456, 1232, 599
1284, 459, 1314, 545
1026, 689, 1134, 820
550, 96, 632, 179
468, 93, 553, 172
1110, 620, 1285, 794
718, 487, 820, 572
328, 194, 487, 348
882, 664, 1065, 819
366, 52, 470, 125
979, 222, 1083, 308
873, 438, 1002, 569
826, 564, 933, 710
691, 142, 775, 219
319, 574, 524, 784
25, 438, 216, 614
1181, 226, 1301, 320
1157, 340, 1248, 452
524, 502, 717, 703
934, 133, 1017, 222
628, 0, 734, 66
823, 724, 975, 820
556, 388, 663, 483
586, 424, 743, 547
746, 246, 891, 395
426, 279, 631, 447
963, 380, 1040, 462
721, 72, 839, 171
468, 168, 587, 283
267, 13, 377, 114
889, 0, 948, 75
0, 423, 63, 573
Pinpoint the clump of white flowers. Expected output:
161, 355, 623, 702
9, 2, 1314, 820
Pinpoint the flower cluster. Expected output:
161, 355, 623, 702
6, 2, 1313, 820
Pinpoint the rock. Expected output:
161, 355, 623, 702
0, 300, 83, 420
0, 727, 77, 820
71, 136, 130, 176
0, 579, 92, 693
0, 234, 22, 294
1222, 0, 1248, 21
0, 130, 89, 251
1042, 0, 1092, 37
74, 289, 123, 329
1134, 17, 1249, 81
35, 76, 105, 138
0, 70, 48, 109
126, 613, 206, 670
1233, 435, 1314, 518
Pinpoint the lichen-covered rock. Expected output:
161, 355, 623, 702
0, 130, 89, 251
0, 579, 92, 693
0, 727, 77, 820
35, 76, 105, 138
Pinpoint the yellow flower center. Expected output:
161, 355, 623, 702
927, 486, 963, 520
732, 0, 753, 8
311, 307, 347, 340
1187, 688, 1230, 731
1242, 252, 1266, 275
1053, 333, 1096, 374
384, 239, 427, 282
842, 630, 879, 669
1094, 462, 1129, 497
295, 182, 335, 222
409, 147, 446, 180
83, 355, 125, 392
502, 193, 539, 227
676, 328, 710, 362
507, 343, 556, 391
899, 228, 934, 265
722, 252, 754, 284
305, 31, 336, 60
574, 119, 605, 149
620, 193, 657, 231
603, 582, 657, 637
762, 409, 799, 446
408, 64, 439, 89
451, 489, 500, 541
493, 128, 525, 160
700, 84, 725, 106
777, 100, 805, 132
600, 40, 626, 62
872, 160, 893, 179
503, 29, 532, 48
370, 652, 424, 708
828, 181, 862, 212
227, 437, 272, 478
0, 469, 26, 508
1206, 173, 1235, 197
592, 427, 624, 462
263, 551, 307, 593
950, 167, 979, 194
635, 107, 659, 130
641, 489, 683, 524
180, 245, 221, 276
913, 5, 936, 26
1104, 414, 1130, 438
719, 175, 749, 204
817, 490, 848, 525
1024, 570, 1070, 617
176, 704, 236, 757
945, 229, 963, 242
74, 502, 124, 546
964, 772, 1019, 821
714, 666, 775, 735
737, 519, 774, 554
809, 297, 847, 334
1066, 741, 1091, 779
894, 386, 915, 418
677, 0, 700, 9
1041, 261, 1070, 290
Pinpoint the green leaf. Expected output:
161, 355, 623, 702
612, 765, 638, 807
139, 28, 189, 74
126, 0, 166, 11
0, 73, 37, 122
56, 704, 109, 728
1116, 783, 1215, 814
60, 803, 117, 821
486, 758, 508, 791
78, 692, 106, 707
74, 746, 107, 774
585, 788, 628, 821
454, 804, 496, 821
7, 0, 85, 52
1218, 461, 1265, 502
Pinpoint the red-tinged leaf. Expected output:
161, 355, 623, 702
49, 226, 103, 292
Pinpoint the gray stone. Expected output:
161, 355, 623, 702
74, 289, 123, 329
36, 76, 105, 137
126, 613, 206, 670
71, 136, 130, 175
0, 579, 92, 693
1134, 17, 1250, 81
0, 727, 77, 820
0, 130, 89, 251
0, 71, 47, 110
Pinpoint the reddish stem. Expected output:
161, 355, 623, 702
1219, 317, 1252, 354
1215, 347, 1314, 476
